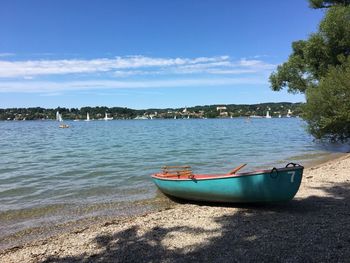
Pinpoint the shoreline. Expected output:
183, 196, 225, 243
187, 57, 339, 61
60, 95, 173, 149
0, 151, 345, 251
0, 193, 178, 252
301, 151, 347, 168
1, 153, 350, 262
2, 150, 345, 252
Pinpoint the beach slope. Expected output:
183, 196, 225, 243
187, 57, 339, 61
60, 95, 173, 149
1, 154, 350, 262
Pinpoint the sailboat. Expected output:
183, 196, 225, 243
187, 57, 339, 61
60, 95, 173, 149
266, 110, 272, 119
104, 112, 113, 121
57, 112, 69, 128
85, 112, 90, 121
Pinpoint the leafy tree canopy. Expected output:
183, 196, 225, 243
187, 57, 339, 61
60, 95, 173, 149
270, 4, 350, 93
269, 1, 350, 141
303, 58, 350, 141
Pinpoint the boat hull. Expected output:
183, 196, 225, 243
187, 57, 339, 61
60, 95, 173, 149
152, 167, 303, 203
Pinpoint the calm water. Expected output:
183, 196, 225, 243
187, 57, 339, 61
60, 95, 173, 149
0, 118, 346, 243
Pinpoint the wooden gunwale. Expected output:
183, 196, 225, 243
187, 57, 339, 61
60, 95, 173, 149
152, 166, 304, 181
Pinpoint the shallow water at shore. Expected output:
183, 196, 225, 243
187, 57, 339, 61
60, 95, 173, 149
0, 118, 348, 249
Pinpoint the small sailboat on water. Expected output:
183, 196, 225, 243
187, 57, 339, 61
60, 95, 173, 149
85, 112, 90, 121
266, 110, 272, 119
57, 111, 69, 128
104, 112, 113, 121
56, 111, 60, 121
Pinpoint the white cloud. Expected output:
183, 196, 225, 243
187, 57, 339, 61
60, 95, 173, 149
0, 77, 266, 93
206, 69, 256, 74
0, 53, 15, 57
39, 92, 63, 97
238, 58, 275, 70
0, 55, 274, 94
113, 70, 162, 77
0, 55, 275, 78
252, 54, 269, 59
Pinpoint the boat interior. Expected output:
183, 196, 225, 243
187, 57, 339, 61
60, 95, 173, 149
154, 163, 303, 180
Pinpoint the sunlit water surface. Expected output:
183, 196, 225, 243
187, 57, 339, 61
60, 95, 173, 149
0, 118, 347, 246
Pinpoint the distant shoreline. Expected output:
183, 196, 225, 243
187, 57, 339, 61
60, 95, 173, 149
0, 102, 302, 120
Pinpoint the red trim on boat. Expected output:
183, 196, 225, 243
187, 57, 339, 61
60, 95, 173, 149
151, 166, 304, 181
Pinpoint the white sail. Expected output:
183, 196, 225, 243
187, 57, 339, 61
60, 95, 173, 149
266, 110, 271, 118
56, 111, 69, 128
104, 112, 113, 121
86, 112, 90, 121
56, 111, 65, 122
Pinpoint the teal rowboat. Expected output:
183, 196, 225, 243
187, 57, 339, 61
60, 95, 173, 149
151, 163, 304, 203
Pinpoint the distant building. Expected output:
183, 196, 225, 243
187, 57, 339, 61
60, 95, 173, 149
216, 106, 227, 111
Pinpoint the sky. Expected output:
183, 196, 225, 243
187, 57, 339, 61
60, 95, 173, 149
0, 0, 324, 109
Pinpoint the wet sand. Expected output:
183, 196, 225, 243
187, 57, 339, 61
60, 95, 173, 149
1, 154, 350, 262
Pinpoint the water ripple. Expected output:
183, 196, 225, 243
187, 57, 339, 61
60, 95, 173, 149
0, 118, 348, 238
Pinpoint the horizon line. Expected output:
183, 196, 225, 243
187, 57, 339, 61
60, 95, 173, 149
0, 101, 304, 111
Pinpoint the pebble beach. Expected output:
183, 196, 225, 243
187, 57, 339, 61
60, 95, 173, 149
1, 154, 350, 263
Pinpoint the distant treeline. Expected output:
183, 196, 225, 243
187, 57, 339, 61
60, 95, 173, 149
0, 102, 303, 120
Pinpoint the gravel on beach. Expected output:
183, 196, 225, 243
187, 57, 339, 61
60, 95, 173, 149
1, 154, 350, 263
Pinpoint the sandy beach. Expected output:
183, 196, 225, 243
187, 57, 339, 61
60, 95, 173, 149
1, 154, 349, 263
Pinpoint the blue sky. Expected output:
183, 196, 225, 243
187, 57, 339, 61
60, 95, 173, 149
0, 0, 324, 109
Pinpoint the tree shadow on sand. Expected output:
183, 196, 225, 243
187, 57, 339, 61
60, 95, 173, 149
43, 183, 350, 263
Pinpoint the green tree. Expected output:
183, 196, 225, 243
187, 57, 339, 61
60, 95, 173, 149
303, 59, 350, 141
269, 1, 350, 141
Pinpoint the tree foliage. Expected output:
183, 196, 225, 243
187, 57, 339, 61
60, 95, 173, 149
269, 1, 350, 141
302, 58, 350, 141
270, 5, 350, 93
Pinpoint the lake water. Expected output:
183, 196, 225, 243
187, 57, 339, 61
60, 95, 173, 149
0, 118, 347, 247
